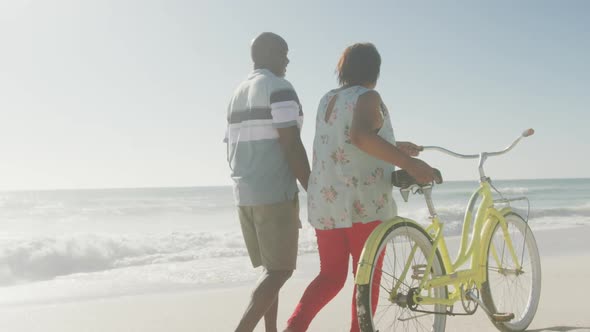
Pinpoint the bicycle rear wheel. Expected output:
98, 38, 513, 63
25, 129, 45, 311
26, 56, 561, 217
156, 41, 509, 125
356, 222, 447, 332
482, 212, 541, 332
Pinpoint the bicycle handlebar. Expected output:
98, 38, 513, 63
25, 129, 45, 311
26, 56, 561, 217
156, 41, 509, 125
422, 128, 535, 180
522, 128, 535, 137
422, 128, 535, 159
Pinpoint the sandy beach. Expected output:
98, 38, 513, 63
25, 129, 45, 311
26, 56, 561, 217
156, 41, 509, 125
0, 226, 589, 332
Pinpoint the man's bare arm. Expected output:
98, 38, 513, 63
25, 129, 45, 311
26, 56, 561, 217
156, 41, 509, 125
277, 126, 311, 191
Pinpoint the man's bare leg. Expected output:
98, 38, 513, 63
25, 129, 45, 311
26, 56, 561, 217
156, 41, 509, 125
264, 297, 278, 332
235, 269, 292, 332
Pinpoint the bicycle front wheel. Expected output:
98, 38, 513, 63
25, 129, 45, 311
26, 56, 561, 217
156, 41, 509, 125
482, 212, 541, 332
356, 222, 447, 332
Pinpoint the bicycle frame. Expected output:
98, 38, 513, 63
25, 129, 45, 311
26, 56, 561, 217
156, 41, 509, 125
415, 179, 517, 306
356, 180, 521, 308
356, 129, 535, 308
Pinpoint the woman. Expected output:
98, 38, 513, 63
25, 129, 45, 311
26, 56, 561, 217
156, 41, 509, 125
284, 43, 438, 332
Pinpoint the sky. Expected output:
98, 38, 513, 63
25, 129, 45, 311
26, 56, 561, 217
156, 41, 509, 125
0, 0, 588, 190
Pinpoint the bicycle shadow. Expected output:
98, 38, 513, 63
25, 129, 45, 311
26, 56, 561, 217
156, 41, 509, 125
527, 327, 590, 332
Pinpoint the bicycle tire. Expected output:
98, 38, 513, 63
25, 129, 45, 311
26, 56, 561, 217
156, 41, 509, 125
481, 212, 541, 332
356, 222, 447, 332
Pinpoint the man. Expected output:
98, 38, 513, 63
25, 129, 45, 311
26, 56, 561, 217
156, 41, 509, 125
225, 32, 311, 332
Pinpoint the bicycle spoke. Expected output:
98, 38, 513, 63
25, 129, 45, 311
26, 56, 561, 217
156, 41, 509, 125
360, 225, 446, 332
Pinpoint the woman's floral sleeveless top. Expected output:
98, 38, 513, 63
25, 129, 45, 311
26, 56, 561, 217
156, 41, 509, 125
307, 86, 398, 230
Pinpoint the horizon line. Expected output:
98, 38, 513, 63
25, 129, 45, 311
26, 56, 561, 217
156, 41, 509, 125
2, 176, 589, 193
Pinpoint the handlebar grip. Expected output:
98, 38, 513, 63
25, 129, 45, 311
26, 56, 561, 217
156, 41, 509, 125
522, 128, 535, 137
433, 168, 443, 184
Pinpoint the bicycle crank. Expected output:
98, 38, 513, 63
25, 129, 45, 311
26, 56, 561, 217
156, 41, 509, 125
465, 290, 515, 322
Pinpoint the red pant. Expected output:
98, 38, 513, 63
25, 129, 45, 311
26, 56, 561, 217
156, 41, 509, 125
287, 221, 384, 332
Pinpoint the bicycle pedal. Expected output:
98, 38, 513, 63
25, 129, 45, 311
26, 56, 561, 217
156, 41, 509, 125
492, 312, 515, 322
411, 264, 427, 279
412, 264, 427, 271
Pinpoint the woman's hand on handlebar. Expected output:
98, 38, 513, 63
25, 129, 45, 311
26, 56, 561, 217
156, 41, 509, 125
397, 141, 423, 157
406, 158, 439, 184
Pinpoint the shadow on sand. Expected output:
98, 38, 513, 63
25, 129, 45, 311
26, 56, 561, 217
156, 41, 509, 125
527, 327, 590, 332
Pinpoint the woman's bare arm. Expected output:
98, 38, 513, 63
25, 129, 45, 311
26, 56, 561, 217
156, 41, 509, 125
349, 91, 436, 184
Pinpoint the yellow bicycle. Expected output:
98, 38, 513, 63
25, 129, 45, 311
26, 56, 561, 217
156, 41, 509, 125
355, 129, 541, 332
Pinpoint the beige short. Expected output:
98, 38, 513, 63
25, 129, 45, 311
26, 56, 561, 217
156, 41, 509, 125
238, 197, 301, 271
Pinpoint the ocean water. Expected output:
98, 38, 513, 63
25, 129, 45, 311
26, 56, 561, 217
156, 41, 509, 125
0, 178, 588, 306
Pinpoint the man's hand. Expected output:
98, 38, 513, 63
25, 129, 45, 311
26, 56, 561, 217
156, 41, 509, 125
277, 126, 311, 191
397, 141, 423, 157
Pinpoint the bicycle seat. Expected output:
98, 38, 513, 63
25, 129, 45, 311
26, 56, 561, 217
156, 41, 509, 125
391, 169, 443, 189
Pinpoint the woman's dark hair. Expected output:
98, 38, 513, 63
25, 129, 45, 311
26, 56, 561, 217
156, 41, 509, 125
337, 43, 381, 86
